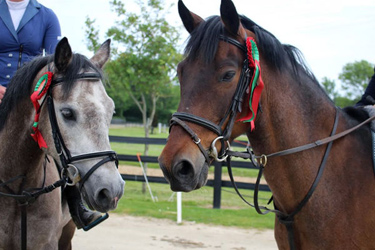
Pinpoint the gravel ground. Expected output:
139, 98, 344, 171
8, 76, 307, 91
72, 214, 277, 250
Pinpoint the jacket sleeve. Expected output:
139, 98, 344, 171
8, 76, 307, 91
43, 9, 61, 54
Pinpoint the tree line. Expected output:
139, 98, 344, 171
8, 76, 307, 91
85, 0, 374, 132
85, 0, 182, 130
322, 60, 374, 107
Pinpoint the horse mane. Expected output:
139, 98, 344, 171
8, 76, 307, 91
184, 15, 318, 85
0, 53, 104, 131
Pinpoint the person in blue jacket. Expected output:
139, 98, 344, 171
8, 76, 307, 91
0, 0, 60, 86
0, 0, 101, 229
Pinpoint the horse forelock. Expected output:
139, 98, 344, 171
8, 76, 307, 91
185, 15, 224, 63
59, 53, 105, 99
0, 53, 105, 132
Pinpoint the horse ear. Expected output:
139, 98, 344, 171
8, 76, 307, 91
220, 0, 240, 36
90, 39, 111, 69
54, 37, 72, 73
178, 0, 204, 33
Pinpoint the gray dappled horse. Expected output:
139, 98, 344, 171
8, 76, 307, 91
0, 38, 124, 249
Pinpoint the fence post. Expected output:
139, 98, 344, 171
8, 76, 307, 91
213, 161, 222, 209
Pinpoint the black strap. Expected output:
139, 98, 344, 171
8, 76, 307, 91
226, 110, 375, 162
276, 109, 338, 250
20, 204, 27, 250
266, 113, 375, 159
219, 35, 247, 52
227, 157, 285, 216
172, 112, 222, 135
70, 151, 118, 163
170, 117, 211, 164
47, 96, 72, 166
277, 216, 296, 250
0, 175, 25, 195
52, 72, 102, 85
79, 154, 118, 191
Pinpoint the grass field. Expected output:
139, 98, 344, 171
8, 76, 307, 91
109, 125, 275, 229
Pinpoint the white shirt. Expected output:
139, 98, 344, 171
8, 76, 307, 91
5, 0, 30, 31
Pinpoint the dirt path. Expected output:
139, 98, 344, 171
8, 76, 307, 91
72, 214, 277, 250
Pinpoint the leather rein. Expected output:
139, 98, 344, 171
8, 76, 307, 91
169, 35, 375, 250
0, 67, 118, 250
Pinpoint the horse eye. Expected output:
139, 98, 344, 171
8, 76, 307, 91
221, 71, 236, 82
61, 108, 75, 121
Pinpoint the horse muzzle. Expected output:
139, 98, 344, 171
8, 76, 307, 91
159, 154, 209, 192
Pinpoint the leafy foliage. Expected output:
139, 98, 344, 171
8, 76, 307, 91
339, 60, 374, 100
85, 0, 182, 126
321, 60, 374, 107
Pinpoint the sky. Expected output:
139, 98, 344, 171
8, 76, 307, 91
38, 0, 375, 88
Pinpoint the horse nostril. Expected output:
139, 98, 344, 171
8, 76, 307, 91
97, 188, 111, 206
179, 163, 190, 175
174, 160, 194, 179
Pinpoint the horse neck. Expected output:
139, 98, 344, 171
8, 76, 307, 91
247, 70, 337, 212
0, 99, 45, 191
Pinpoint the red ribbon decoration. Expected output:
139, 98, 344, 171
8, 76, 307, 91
30, 72, 53, 149
238, 37, 264, 131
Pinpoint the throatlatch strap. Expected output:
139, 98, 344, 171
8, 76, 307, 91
238, 37, 264, 131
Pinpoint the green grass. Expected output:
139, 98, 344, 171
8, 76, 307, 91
109, 126, 169, 138
109, 125, 275, 229
112, 180, 275, 229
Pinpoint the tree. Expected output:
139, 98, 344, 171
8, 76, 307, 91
84, 17, 100, 52
85, 0, 182, 193
321, 77, 355, 107
339, 60, 374, 100
321, 77, 338, 101
105, 0, 181, 137
85, 0, 182, 126
87, 0, 181, 124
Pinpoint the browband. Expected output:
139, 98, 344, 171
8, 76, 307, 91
219, 35, 247, 52
52, 72, 102, 85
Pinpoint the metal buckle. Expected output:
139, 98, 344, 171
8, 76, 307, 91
61, 164, 81, 186
193, 138, 201, 144
210, 136, 230, 162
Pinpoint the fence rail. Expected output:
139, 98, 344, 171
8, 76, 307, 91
110, 136, 270, 209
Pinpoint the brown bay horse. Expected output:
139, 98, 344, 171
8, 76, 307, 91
0, 38, 124, 249
158, 0, 375, 249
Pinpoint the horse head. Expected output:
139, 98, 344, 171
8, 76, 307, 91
159, 0, 331, 193
159, 0, 257, 191
37, 38, 125, 212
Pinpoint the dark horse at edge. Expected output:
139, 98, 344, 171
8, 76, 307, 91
159, 0, 375, 249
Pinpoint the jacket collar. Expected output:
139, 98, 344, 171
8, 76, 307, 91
0, 0, 40, 42
17, 0, 40, 32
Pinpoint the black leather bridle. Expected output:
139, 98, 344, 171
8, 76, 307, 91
47, 71, 119, 190
170, 35, 251, 163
